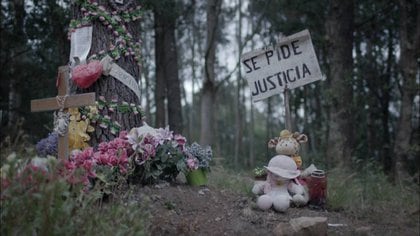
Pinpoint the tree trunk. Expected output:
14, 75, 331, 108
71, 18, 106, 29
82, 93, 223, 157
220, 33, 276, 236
154, 9, 166, 128
72, 0, 143, 144
200, 0, 221, 146
234, 0, 243, 168
189, 1, 197, 140
154, 3, 183, 133
325, 0, 355, 168
381, 26, 394, 174
7, 0, 25, 128
393, 0, 419, 183
47, 0, 69, 65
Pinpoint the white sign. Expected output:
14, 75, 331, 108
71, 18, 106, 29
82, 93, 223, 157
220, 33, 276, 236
69, 26, 93, 65
241, 29, 323, 102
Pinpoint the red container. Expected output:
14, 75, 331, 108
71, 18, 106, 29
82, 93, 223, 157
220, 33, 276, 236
308, 170, 327, 208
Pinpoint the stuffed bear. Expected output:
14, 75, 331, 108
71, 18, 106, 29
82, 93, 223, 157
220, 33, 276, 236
252, 155, 308, 212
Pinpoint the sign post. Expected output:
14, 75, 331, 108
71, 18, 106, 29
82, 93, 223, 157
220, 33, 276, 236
31, 66, 96, 159
284, 86, 292, 131
241, 29, 324, 129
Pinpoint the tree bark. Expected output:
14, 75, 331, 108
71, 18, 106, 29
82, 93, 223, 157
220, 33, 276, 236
72, 0, 143, 144
393, 0, 419, 183
325, 0, 355, 168
234, 0, 243, 168
153, 2, 183, 133
7, 0, 25, 128
200, 0, 221, 146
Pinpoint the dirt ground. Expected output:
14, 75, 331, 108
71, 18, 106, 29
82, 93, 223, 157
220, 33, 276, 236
124, 181, 419, 236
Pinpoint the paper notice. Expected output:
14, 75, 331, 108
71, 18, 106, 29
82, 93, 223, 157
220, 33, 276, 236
69, 26, 93, 65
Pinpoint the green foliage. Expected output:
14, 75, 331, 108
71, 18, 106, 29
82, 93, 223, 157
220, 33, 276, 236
142, 143, 185, 183
327, 162, 419, 220
0, 153, 148, 236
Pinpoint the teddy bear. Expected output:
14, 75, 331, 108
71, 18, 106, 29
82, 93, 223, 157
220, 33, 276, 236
252, 155, 308, 212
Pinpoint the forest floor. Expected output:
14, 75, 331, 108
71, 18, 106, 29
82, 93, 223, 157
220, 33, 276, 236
119, 171, 420, 236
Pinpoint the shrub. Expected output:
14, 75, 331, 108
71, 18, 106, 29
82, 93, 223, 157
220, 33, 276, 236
327, 162, 420, 221
0, 153, 148, 235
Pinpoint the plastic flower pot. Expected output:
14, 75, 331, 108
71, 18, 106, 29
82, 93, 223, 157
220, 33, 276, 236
186, 168, 207, 186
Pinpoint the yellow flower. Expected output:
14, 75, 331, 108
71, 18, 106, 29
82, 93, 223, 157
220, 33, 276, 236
88, 106, 99, 115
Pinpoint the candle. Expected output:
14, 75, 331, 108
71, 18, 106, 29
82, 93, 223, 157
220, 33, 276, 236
308, 169, 327, 208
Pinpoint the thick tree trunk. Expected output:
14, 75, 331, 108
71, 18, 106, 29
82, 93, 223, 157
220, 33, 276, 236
72, 0, 143, 144
154, 2, 182, 133
393, 0, 419, 183
325, 0, 355, 168
154, 9, 167, 129
200, 0, 221, 146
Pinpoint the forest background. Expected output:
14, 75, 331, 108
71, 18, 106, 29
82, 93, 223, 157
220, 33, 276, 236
0, 0, 419, 185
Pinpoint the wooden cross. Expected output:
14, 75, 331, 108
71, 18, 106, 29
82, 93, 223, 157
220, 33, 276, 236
31, 66, 96, 160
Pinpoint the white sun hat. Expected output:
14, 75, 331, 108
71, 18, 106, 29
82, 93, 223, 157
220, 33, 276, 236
264, 155, 300, 179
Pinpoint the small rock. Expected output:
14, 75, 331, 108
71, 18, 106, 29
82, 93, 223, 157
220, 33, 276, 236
290, 217, 327, 236
273, 217, 328, 236
273, 222, 295, 236
198, 190, 205, 195
215, 217, 222, 222
154, 182, 170, 189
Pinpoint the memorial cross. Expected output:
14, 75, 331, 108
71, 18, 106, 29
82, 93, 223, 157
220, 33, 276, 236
31, 66, 96, 160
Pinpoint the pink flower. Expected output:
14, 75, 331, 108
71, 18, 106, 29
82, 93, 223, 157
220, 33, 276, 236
142, 143, 156, 160
155, 126, 173, 144
173, 134, 187, 150
119, 130, 128, 139
187, 157, 199, 170
142, 133, 158, 147
98, 142, 109, 152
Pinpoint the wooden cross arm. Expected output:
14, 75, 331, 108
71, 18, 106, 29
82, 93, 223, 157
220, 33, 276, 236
31, 93, 96, 112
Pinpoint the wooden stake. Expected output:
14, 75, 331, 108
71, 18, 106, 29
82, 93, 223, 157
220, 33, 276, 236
284, 86, 292, 131
31, 66, 96, 160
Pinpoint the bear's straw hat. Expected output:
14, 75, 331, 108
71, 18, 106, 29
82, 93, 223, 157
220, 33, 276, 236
264, 155, 300, 179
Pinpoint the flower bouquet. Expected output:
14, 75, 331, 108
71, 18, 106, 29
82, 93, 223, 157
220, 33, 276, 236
127, 124, 187, 184
253, 167, 267, 181
182, 142, 213, 186
62, 131, 132, 193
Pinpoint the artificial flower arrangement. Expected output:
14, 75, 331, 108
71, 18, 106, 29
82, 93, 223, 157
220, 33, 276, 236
253, 167, 267, 180
35, 122, 213, 190
36, 132, 58, 157
181, 142, 213, 186
126, 124, 188, 184
183, 143, 212, 171
125, 124, 213, 184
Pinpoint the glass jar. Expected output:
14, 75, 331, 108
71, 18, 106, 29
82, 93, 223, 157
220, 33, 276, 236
308, 169, 327, 208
